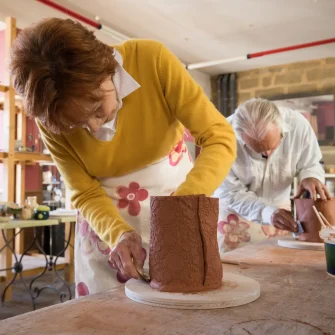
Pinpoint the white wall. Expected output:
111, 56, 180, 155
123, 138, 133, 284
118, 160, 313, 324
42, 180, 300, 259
189, 69, 212, 99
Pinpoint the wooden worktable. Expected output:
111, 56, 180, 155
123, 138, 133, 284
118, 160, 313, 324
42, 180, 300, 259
0, 239, 334, 335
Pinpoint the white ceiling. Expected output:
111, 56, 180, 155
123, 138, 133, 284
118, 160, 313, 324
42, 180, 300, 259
0, 0, 335, 75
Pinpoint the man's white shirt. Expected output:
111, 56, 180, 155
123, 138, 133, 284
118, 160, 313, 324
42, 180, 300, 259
213, 107, 325, 224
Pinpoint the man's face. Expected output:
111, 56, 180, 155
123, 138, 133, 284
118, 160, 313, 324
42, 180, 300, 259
242, 124, 282, 157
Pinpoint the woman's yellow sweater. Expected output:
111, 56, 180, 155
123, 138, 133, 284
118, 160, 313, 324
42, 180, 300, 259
37, 40, 236, 248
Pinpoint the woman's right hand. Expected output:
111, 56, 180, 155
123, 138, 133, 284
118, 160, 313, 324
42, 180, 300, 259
109, 231, 144, 280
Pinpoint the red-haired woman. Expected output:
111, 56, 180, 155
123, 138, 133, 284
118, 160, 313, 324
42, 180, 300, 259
10, 18, 236, 297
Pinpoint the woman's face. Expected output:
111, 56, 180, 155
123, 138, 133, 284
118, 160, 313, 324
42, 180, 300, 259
86, 78, 119, 133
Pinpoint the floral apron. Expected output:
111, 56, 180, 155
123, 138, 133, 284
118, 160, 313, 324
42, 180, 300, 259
75, 140, 193, 297
217, 206, 290, 258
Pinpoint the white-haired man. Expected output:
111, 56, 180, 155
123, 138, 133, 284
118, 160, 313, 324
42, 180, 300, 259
214, 98, 331, 253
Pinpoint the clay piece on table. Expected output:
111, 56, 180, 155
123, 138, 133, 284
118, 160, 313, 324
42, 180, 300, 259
149, 195, 222, 293
295, 198, 335, 242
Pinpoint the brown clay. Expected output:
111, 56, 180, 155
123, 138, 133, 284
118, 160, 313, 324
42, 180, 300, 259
149, 195, 222, 293
294, 198, 335, 242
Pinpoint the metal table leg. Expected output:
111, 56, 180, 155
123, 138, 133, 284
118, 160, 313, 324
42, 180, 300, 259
1, 228, 37, 308
29, 224, 73, 306
1, 223, 73, 310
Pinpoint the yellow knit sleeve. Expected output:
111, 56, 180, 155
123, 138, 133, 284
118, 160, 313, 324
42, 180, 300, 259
157, 43, 237, 196
36, 121, 134, 248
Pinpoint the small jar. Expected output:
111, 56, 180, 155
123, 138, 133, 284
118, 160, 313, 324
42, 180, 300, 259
21, 207, 33, 220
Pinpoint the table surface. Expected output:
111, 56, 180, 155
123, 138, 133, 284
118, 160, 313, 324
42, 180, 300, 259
51, 216, 76, 223
0, 239, 334, 335
0, 219, 59, 229
0, 216, 76, 230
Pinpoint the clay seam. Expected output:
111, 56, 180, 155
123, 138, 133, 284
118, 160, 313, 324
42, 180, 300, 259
197, 195, 207, 286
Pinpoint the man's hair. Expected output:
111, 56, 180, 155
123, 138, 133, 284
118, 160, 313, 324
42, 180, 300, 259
234, 98, 283, 141
10, 18, 117, 133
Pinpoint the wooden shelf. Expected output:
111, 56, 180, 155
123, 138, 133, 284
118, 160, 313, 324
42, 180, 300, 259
0, 84, 9, 92
0, 151, 8, 162
0, 94, 23, 114
13, 152, 53, 163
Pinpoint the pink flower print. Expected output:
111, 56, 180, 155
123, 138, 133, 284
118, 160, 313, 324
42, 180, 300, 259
79, 219, 111, 255
183, 129, 194, 143
169, 140, 187, 166
117, 182, 149, 216
218, 214, 251, 250
261, 225, 289, 238
77, 282, 89, 297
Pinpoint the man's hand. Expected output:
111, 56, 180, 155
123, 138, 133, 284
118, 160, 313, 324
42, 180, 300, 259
271, 209, 297, 232
294, 177, 332, 201
109, 231, 144, 280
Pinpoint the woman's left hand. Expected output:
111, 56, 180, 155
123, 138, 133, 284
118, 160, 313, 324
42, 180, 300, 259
109, 231, 144, 279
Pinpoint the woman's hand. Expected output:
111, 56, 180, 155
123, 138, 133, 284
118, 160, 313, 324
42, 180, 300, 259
109, 231, 144, 280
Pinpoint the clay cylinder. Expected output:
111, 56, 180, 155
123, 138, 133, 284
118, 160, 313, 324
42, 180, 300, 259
149, 195, 222, 293
295, 198, 335, 242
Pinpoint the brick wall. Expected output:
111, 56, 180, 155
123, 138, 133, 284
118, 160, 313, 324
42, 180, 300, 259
212, 57, 335, 167
235, 57, 335, 105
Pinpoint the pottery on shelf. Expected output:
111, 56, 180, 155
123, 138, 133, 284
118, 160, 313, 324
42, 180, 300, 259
21, 207, 33, 220
0, 201, 22, 219
34, 205, 51, 220
26, 196, 39, 210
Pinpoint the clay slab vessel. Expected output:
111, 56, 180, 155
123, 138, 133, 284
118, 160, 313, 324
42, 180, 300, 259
149, 195, 222, 293
295, 198, 335, 242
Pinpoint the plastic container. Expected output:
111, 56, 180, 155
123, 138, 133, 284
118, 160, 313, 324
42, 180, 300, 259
319, 228, 335, 277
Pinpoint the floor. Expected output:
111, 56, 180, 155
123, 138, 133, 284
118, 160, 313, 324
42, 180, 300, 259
0, 271, 75, 321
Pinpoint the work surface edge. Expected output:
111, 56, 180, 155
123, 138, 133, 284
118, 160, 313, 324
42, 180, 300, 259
0, 239, 334, 335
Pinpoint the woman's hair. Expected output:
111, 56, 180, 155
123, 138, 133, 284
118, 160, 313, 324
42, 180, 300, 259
233, 98, 283, 141
10, 18, 117, 133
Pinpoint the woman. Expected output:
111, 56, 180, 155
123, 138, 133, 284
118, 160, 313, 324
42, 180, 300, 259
10, 18, 236, 296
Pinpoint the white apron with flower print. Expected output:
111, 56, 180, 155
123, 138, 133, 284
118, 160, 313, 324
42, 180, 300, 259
75, 140, 193, 297
217, 207, 290, 258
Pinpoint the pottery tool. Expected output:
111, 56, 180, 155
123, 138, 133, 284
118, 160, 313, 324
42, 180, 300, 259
319, 211, 335, 230
136, 268, 150, 283
312, 206, 328, 229
292, 220, 304, 238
